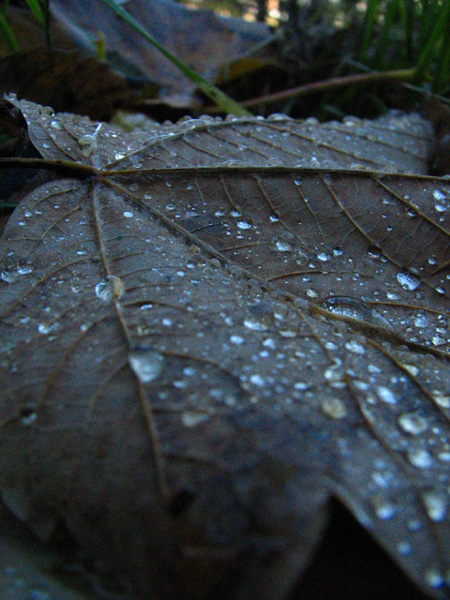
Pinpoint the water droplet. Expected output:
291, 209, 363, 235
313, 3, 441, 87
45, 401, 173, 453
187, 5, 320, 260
162, 318, 172, 327
397, 412, 428, 435
275, 240, 291, 252
95, 280, 112, 303
237, 220, 252, 230
123, 211, 133, 218
269, 212, 279, 223
437, 451, 450, 463
20, 409, 37, 426
37, 322, 58, 335
376, 385, 397, 405
425, 567, 444, 588
396, 270, 421, 291
230, 335, 244, 345
345, 340, 365, 354
181, 411, 209, 428
78, 133, 98, 157
324, 362, 345, 385
320, 296, 394, 331
115, 152, 126, 160
250, 374, 266, 387
401, 363, 419, 376
407, 447, 433, 469
244, 318, 268, 332
433, 189, 447, 201
432, 335, 446, 346
317, 252, 329, 262
371, 495, 396, 520
422, 491, 447, 522
128, 347, 165, 383
320, 398, 347, 419
397, 541, 412, 556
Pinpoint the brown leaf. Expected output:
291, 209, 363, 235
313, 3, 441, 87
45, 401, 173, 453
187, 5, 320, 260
1, 99, 450, 600
0, 50, 135, 120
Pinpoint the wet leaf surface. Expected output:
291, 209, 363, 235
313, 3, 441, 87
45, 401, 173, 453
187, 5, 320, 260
1, 99, 450, 599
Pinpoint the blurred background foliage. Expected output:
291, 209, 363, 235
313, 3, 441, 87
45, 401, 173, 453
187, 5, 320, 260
0, 0, 448, 121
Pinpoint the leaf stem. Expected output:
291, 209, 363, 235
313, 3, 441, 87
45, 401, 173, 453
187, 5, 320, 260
0, 157, 99, 178
236, 68, 416, 109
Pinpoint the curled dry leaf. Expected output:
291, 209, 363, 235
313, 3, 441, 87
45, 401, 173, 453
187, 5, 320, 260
1, 98, 450, 599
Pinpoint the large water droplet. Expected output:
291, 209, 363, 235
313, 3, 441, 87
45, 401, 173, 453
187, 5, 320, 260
320, 296, 394, 331
433, 189, 447, 202
407, 447, 433, 469
275, 240, 292, 252
95, 280, 112, 303
431, 390, 450, 408
422, 491, 447, 522
397, 270, 421, 291
128, 347, 165, 383
397, 412, 428, 435
237, 221, 252, 230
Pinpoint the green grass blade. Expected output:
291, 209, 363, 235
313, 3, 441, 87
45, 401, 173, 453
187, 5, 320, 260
0, 12, 18, 52
24, 0, 45, 27
415, 1, 450, 83
98, 0, 251, 116
359, 0, 379, 63
432, 5, 450, 92
372, 0, 402, 69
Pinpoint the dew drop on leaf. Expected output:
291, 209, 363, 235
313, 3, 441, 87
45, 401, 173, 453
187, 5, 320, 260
407, 447, 433, 469
397, 270, 421, 291
397, 412, 428, 435
422, 491, 448, 522
376, 385, 397, 405
373, 498, 397, 520
320, 296, 394, 331
128, 347, 165, 383
320, 398, 347, 419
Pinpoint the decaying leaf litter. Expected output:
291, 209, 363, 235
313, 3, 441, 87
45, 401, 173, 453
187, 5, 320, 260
1, 97, 450, 599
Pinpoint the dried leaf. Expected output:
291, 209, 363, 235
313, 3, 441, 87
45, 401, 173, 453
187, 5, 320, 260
1, 99, 450, 600
0, 50, 135, 120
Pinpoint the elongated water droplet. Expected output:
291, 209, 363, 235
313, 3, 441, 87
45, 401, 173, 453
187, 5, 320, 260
320, 296, 394, 331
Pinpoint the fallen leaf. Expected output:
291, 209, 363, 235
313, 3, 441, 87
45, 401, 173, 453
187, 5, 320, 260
0, 50, 136, 120
1, 99, 450, 600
